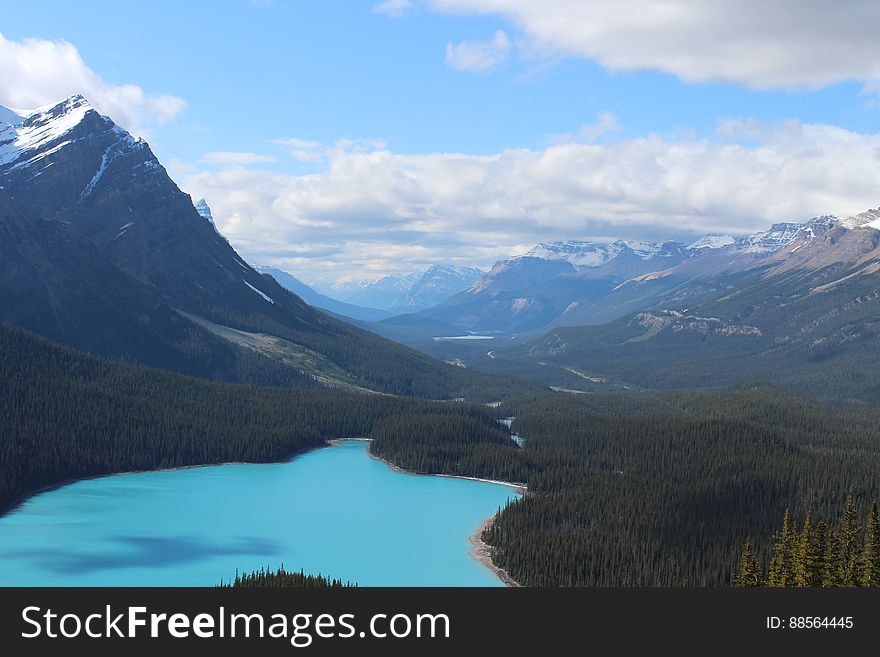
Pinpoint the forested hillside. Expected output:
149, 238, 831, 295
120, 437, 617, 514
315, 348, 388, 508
373, 385, 880, 586
514, 260, 880, 404
0, 323, 507, 513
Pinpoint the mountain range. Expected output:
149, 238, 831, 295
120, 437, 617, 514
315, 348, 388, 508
365, 215, 847, 346
0, 95, 526, 400
312, 264, 483, 313
5, 93, 880, 407
463, 210, 880, 403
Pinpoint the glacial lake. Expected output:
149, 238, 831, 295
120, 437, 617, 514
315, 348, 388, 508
0, 441, 519, 586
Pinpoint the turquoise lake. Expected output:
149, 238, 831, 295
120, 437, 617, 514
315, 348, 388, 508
0, 440, 519, 586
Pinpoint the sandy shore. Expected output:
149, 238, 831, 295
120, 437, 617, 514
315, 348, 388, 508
469, 516, 520, 587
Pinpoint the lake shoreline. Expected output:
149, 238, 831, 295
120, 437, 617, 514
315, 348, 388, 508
469, 517, 520, 588
0, 441, 332, 517
4, 437, 524, 588
342, 437, 525, 587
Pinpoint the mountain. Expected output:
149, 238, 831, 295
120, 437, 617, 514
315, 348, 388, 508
404, 240, 690, 336
252, 264, 392, 321
316, 265, 482, 313
841, 207, 880, 230
500, 217, 880, 403
0, 95, 529, 400
193, 197, 223, 235
382, 216, 845, 346
732, 217, 837, 253
397, 264, 483, 312
687, 233, 735, 250
316, 273, 421, 311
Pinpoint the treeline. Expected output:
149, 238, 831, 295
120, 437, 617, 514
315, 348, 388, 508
372, 382, 880, 586
369, 412, 524, 483
490, 388, 880, 586
735, 498, 880, 587
0, 323, 508, 514
220, 566, 353, 588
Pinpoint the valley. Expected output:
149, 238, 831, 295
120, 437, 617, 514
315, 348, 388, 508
4, 92, 880, 590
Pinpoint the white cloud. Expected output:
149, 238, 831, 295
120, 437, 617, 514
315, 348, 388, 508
179, 120, 880, 281
553, 112, 620, 144
373, 0, 411, 16
202, 151, 278, 166
0, 33, 185, 135
272, 137, 326, 163
429, 0, 880, 89
445, 30, 511, 72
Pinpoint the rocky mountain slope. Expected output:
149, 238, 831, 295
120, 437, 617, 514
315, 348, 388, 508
0, 95, 524, 400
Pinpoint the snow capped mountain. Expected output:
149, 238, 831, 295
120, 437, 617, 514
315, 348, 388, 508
398, 264, 483, 311
732, 216, 837, 254
318, 273, 422, 311
2, 93, 478, 399
193, 197, 224, 237
0, 105, 24, 127
0, 95, 138, 171
525, 241, 625, 268
319, 265, 483, 312
841, 207, 880, 230
622, 240, 679, 259
194, 198, 213, 222
525, 239, 685, 269
687, 233, 736, 250
733, 222, 804, 254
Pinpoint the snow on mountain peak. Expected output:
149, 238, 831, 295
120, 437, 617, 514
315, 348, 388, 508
841, 207, 880, 230
0, 95, 99, 169
0, 105, 24, 126
525, 239, 677, 268
687, 233, 736, 250
525, 240, 624, 268
735, 222, 804, 254
195, 198, 214, 223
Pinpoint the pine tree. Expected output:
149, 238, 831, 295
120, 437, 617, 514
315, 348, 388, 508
822, 527, 840, 587
735, 538, 762, 587
810, 520, 829, 587
861, 501, 880, 587
838, 496, 862, 586
794, 513, 817, 587
767, 509, 797, 586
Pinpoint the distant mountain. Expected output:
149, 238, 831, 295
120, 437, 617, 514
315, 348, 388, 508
0, 95, 525, 400
408, 241, 690, 335
316, 265, 482, 313
317, 273, 421, 311
384, 215, 849, 343
193, 197, 224, 235
252, 265, 391, 321
687, 233, 735, 250
497, 216, 880, 403
397, 265, 483, 312
841, 207, 880, 230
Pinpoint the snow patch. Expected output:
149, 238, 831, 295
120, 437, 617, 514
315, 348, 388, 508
80, 145, 113, 199
0, 96, 93, 168
688, 233, 735, 250
244, 280, 275, 304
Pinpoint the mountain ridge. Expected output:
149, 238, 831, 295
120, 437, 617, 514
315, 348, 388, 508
0, 94, 530, 400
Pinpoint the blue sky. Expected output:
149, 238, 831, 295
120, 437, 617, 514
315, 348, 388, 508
2, 1, 879, 282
